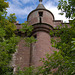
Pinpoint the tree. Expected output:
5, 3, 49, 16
0, 0, 9, 12
0, 0, 8, 20
7, 13, 17, 23
39, 25, 75, 74
0, 0, 19, 75
20, 22, 37, 47
58, 0, 75, 19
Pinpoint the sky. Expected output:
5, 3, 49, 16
6, 0, 69, 24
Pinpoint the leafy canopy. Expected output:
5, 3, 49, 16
0, 0, 19, 75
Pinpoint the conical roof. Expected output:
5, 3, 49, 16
36, 3, 46, 9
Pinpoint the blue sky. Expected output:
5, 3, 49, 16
6, 0, 69, 24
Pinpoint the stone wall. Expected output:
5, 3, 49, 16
12, 38, 30, 71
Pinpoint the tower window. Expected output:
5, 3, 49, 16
40, 17, 41, 23
34, 35, 37, 39
39, 12, 43, 17
33, 35, 37, 43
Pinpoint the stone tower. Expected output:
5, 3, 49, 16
13, 0, 69, 72
27, 0, 55, 67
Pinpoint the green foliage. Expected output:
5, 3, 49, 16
0, 0, 19, 74
0, 0, 36, 74
37, 51, 63, 75
0, 19, 16, 38
58, 0, 75, 19
0, 0, 8, 20
38, 50, 75, 75
15, 66, 36, 75
7, 13, 17, 23
51, 38, 57, 47
43, 0, 75, 74
49, 23, 75, 74
71, 38, 75, 51
0, 67, 13, 75
0, 34, 19, 75
0, 28, 6, 38
25, 36, 37, 47
50, 30, 54, 37
20, 21, 36, 47
20, 22, 33, 36
0, 0, 9, 12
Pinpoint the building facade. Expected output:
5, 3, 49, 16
12, 0, 69, 72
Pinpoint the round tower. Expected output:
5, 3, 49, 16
27, 0, 54, 67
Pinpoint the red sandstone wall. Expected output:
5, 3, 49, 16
13, 38, 30, 71
53, 20, 62, 28
28, 10, 54, 26
12, 32, 58, 71
31, 31, 58, 67
53, 20, 70, 28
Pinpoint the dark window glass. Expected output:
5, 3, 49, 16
39, 12, 43, 17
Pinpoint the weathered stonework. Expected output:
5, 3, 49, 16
12, 1, 70, 71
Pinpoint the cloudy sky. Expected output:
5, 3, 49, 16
6, 0, 69, 23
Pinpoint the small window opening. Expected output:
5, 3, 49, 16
40, 17, 41, 23
39, 12, 43, 17
34, 35, 37, 39
33, 35, 37, 43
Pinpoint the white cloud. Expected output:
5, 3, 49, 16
12, 0, 22, 5
7, 6, 33, 19
7, 1, 34, 19
44, 1, 69, 23
6, 0, 69, 23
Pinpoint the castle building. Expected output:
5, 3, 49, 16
12, 0, 69, 72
